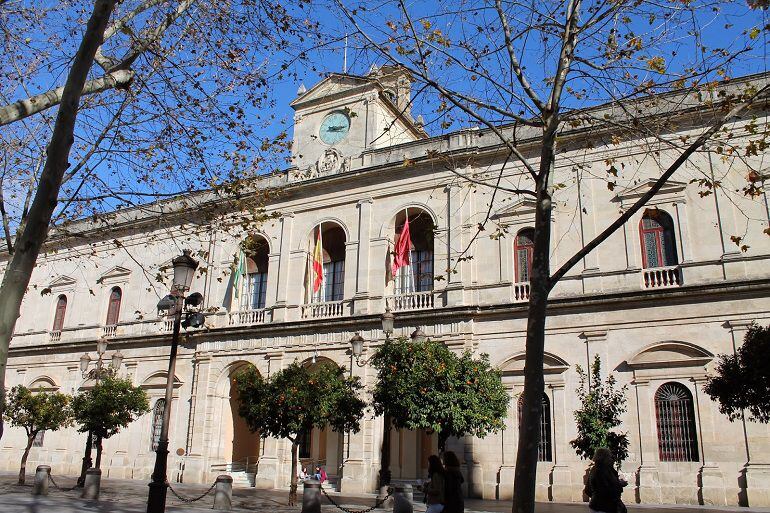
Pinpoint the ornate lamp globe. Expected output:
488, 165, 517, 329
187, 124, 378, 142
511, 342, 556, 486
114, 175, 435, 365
350, 332, 365, 358
172, 249, 198, 293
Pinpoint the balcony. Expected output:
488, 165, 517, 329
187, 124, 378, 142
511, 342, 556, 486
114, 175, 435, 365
301, 300, 346, 319
387, 291, 434, 312
160, 319, 174, 333
642, 265, 682, 289
49, 330, 62, 342
513, 282, 530, 302
229, 308, 269, 326
102, 324, 118, 338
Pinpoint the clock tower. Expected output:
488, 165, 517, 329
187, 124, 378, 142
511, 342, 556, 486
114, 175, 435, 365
289, 65, 427, 178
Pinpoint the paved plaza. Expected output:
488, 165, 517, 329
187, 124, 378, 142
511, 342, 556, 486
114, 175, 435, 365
0, 472, 769, 513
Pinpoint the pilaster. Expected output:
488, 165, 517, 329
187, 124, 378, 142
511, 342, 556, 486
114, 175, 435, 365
353, 198, 373, 314
272, 213, 294, 322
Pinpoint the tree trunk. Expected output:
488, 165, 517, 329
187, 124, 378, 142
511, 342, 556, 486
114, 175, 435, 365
438, 427, 450, 453
77, 430, 94, 487
18, 434, 35, 485
379, 415, 392, 490
94, 435, 103, 469
289, 440, 299, 505
512, 139, 556, 513
0, 0, 117, 442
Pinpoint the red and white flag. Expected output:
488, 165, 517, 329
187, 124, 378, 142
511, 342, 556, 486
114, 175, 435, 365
312, 227, 324, 292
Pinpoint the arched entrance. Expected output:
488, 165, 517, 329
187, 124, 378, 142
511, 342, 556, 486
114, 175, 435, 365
299, 357, 345, 484
222, 362, 261, 473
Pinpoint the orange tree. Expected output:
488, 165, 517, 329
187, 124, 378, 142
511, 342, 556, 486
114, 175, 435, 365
371, 337, 508, 452
235, 362, 365, 505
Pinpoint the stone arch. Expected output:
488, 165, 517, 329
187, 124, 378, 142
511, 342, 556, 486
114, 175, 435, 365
218, 360, 261, 470
296, 356, 344, 480
139, 371, 183, 390
235, 233, 271, 311
378, 202, 439, 239
383, 205, 438, 298
498, 351, 569, 377
297, 218, 351, 252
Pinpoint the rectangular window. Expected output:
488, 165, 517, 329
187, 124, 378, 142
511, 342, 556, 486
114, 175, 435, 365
313, 260, 344, 302
298, 428, 311, 459
395, 250, 433, 294
242, 272, 267, 310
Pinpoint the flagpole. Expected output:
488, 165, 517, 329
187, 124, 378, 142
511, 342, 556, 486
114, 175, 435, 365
406, 208, 416, 294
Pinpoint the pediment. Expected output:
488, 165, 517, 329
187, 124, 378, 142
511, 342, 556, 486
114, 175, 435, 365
141, 371, 183, 389
49, 275, 76, 289
628, 341, 712, 370
28, 376, 59, 391
614, 179, 687, 202
98, 266, 131, 285
491, 197, 538, 222
500, 351, 569, 376
290, 74, 373, 108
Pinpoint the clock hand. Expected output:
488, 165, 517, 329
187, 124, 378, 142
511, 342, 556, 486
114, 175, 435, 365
327, 125, 346, 132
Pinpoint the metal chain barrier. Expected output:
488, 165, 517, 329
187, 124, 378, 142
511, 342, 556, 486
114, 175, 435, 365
166, 479, 218, 503
47, 474, 78, 492
320, 484, 392, 513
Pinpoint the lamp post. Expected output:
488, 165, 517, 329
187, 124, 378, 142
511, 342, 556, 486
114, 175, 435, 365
147, 250, 205, 513
349, 307, 396, 494
76, 338, 123, 486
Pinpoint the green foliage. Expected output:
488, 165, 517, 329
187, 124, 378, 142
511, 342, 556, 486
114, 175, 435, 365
71, 376, 149, 440
570, 356, 629, 466
3, 385, 72, 437
234, 362, 366, 441
705, 324, 770, 423
370, 337, 509, 449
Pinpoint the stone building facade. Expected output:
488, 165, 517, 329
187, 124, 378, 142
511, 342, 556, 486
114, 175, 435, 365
2, 68, 770, 507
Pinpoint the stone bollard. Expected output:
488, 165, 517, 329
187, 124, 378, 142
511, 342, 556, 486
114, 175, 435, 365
213, 474, 233, 510
301, 479, 322, 513
81, 468, 102, 500
32, 465, 51, 496
393, 485, 413, 513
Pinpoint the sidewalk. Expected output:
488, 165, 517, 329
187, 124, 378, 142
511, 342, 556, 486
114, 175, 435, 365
0, 472, 768, 513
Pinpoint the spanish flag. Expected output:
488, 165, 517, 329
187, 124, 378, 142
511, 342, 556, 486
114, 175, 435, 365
312, 227, 324, 293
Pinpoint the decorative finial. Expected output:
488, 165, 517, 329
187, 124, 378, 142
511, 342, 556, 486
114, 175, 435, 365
368, 63, 379, 75
416, 114, 425, 127
297, 83, 307, 95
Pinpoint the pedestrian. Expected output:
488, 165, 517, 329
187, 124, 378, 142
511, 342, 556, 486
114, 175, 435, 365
320, 466, 328, 483
299, 466, 309, 480
425, 454, 446, 513
585, 447, 627, 513
313, 466, 322, 481
442, 451, 464, 513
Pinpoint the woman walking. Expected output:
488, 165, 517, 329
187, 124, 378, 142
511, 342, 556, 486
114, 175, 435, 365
585, 447, 627, 513
425, 455, 446, 513
442, 451, 464, 513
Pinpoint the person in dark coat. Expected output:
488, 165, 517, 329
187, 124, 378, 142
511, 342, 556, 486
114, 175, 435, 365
586, 447, 627, 513
442, 451, 464, 513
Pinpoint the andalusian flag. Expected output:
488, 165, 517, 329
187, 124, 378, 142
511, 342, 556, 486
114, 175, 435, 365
312, 228, 324, 293
233, 249, 246, 299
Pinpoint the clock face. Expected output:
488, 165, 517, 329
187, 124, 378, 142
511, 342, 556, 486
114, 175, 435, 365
319, 111, 350, 145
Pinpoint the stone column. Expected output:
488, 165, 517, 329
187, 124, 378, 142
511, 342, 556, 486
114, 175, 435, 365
692, 376, 726, 505
272, 213, 294, 322
340, 362, 372, 493
255, 352, 285, 489
634, 379, 661, 503
353, 198, 373, 314
549, 383, 573, 502
444, 184, 466, 307
344, 240, 359, 315
370, 238, 389, 313
265, 252, 281, 311
182, 354, 211, 484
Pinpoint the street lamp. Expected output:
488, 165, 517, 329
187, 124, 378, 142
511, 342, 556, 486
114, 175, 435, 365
77, 338, 122, 487
147, 250, 205, 513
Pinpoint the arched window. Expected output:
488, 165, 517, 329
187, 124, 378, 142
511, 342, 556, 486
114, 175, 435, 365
105, 287, 122, 325
239, 236, 269, 310
309, 223, 346, 303
52, 295, 67, 332
514, 229, 535, 282
517, 393, 552, 462
655, 382, 699, 462
394, 211, 434, 294
151, 399, 166, 451
640, 210, 678, 268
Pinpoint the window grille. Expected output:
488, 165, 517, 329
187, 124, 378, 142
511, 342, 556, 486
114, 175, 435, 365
518, 393, 552, 462
151, 399, 165, 451
52, 295, 67, 332
640, 211, 678, 268
33, 430, 45, 447
655, 382, 699, 462
514, 229, 535, 282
